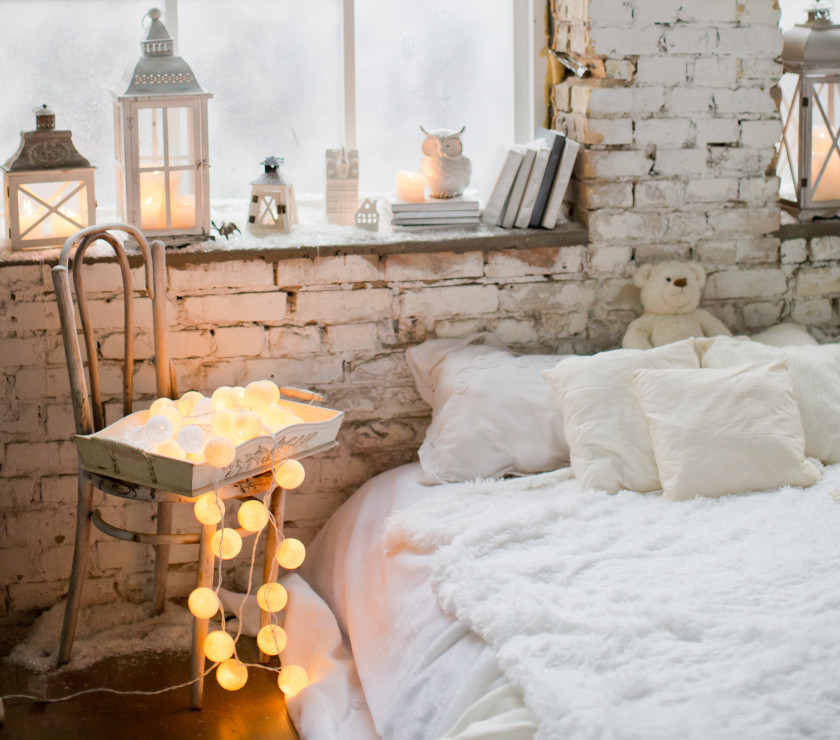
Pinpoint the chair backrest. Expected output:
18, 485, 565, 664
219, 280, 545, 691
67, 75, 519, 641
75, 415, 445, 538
52, 224, 174, 436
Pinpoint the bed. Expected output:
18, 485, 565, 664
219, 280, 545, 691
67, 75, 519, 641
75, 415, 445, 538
279, 332, 840, 740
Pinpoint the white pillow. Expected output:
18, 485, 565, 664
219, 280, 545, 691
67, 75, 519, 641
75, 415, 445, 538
701, 335, 840, 463
406, 334, 571, 484
542, 339, 699, 494
632, 361, 822, 501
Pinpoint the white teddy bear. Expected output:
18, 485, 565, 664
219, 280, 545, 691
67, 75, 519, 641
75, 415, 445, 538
622, 261, 732, 350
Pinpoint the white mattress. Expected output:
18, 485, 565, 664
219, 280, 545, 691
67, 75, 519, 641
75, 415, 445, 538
297, 462, 537, 740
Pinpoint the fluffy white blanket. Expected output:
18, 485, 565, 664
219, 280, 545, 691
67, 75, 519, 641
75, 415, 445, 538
384, 466, 840, 740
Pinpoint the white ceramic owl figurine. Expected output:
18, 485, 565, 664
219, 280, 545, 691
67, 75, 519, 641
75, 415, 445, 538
419, 126, 472, 198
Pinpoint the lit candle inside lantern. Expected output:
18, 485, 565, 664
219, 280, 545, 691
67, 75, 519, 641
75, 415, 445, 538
395, 170, 426, 202
140, 173, 196, 229
811, 126, 840, 201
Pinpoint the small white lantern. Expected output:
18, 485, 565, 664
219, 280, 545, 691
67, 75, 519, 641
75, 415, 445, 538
777, 2, 840, 220
325, 147, 359, 226
113, 8, 211, 243
2, 106, 96, 251
247, 156, 298, 234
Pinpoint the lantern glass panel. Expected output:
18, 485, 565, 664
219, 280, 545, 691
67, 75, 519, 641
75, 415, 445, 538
810, 80, 840, 202
777, 72, 801, 202
138, 108, 166, 168
258, 194, 280, 226
18, 181, 88, 239
167, 107, 194, 167
140, 170, 166, 230
170, 170, 197, 229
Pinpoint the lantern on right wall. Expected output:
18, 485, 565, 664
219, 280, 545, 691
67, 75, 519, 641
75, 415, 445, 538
777, 3, 840, 220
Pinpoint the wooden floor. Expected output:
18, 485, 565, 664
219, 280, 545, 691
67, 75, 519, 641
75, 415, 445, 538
0, 613, 299, 740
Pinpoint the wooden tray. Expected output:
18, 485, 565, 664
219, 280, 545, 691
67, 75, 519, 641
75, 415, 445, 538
74, 400, 344, 497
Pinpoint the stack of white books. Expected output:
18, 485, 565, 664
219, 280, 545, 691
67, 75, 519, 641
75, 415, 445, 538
389, 195, 480, 231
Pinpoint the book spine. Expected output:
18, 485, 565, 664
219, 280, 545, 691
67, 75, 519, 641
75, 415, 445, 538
529, 134, 566, 228
541, 138, 580, 229
514, 148, 550, 229
481, 149, 525, 226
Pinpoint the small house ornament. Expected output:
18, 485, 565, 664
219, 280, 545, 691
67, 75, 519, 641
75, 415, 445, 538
325, 147, 359, 225
113, 8, 212, 244
354, 198, 379, 231
248, 156, 298, 234
2, 105, 96, 250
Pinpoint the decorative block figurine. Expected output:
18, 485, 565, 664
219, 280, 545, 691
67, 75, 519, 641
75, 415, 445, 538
248, 156, 298, 234
325, 147, 359, 225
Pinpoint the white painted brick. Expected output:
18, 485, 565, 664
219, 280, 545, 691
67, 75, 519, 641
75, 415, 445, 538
383, 252, 483, 282
295, 287, 393, 323
654, 149, 710, 177
589, 25, 663, 55
706, 268, 787, 299
169, 329, 214, 359
662, 26, 717, 54
167, 260, 274, 294
578, 181, 634, 210
736, 0, 782, 26
585, 118, 634, 146
713, 87, 777, 115
736, 237, 780, 263
588, 210, 668, 242
695, 240, 738, 265
267, 325, 322, 355
310, 255, 384, 285
796, 267, 840, 298
717, 26, 783, 56
685, 178, 739, 203
400, 285, 498, 318
708, 147, 773, 178
739, 119, 782, 148
585, 86, 665, 115
0, 300, 59, 333
180, 291, 287, 326
485, 247, 584, 278
670, 87, 715, 113
664, 210, 712, 242
739, 58, 784, 81
695, 118, 740, 146
589, 246, 634, 274
634, 180, 686, 208
634, 118, 693, 147
781, 238, 808, 265
742, 301, 783, 328
810, 236, 840, 262
791, 299, 833, 325
579, 150, 650, 178
692, 57, 738, 87
739, 177, 781, 204
0, 336, 47, 367
604, 59, 635, 81
491, 318, 540, 346
498, 281, 596, 313
214, 326, 265, 357
635, 56, 687, 85
587, 0, 633, 24
708, 206, 779, 237
325, 323, 379, 351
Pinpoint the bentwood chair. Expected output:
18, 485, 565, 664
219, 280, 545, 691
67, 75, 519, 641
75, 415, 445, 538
52, 224, 284, 708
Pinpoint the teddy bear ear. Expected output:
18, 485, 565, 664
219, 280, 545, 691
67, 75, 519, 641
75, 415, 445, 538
688, 262, 707, 288
633, 265, 653, 287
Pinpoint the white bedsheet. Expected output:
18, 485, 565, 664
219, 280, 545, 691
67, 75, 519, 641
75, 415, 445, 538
298, 463, 537, 740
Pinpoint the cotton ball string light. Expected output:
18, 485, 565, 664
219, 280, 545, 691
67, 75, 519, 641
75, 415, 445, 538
258, 403, 292, 433
177, 424, 206, 454
276, 538, 306, 569
256, 582, 288, 613
277, 665, 308, 697
211, 527, 243, 560
145, 414, 174, 444
238, 500, 269, 532
256, 624, 287, 656
188, 587, 219, 619
177, 390, 205, 416
211, 386, 239, 411
233, 411, 263, 443
157, 405, 184, 435
149, 397, 176, 415
124, 425, 149, 446
216, 658, 248, 691
192, 396, 214, 416
156, 439, 186, 460
273, 459, 305, 489
186, 451, 207, 464
210, 409, 238, 440
203, 630, 236, 663
194, 492, 225, 525
243, 380, 276, 411
204, 436, 236, 468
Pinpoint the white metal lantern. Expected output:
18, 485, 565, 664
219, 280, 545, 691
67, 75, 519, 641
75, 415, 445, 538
113, 8, 211, 243
777, 3, 840, 220
2, 106, 96, 251
248, 156, 298, 234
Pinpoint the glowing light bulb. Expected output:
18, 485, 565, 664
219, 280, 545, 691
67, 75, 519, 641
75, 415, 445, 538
212, 386, 238, 411
192, 397, 214, 416
157, 405, 183, 435
150, 397, 176, 415
232, 386, 246, 403
273, 459, 305, 489
259, 404, 291, 434
275, 538, 306, 569
238, 500, 269, 532
194, 492, 225, 525
243, 380, 275, 411
277, 665, 308, 697
203, 630, 236, 662
178, 390, 205, 416
177, 424, 206, 454
155, 439, 186, 460
216, 659, 248, 691
204, 437, 236, 468
145, 414, 174, 444
210, 409, 238, 440
211, 527, 243, 560
256, 582, 288, 612
188, 587, 219, 619
234, 411, 263, 442
257, 624, 287, 656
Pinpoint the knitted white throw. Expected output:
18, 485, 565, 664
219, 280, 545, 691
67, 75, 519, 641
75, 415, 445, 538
383, 466, 840, 740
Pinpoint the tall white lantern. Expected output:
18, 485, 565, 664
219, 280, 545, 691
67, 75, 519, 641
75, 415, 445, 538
2, 106, 96, 251
113, 8, 211, 244
777, 4, 840, 220
248, 156, 298, 234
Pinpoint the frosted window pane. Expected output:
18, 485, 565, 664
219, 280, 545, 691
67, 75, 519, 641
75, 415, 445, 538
811, 81, 840, 202
355, 0, 515, 194
179, 0, 344, 198
138, 108, 166, 168
166, 107, 194, 167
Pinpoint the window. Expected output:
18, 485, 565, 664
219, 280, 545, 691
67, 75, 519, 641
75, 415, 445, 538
0, 0, 545, 217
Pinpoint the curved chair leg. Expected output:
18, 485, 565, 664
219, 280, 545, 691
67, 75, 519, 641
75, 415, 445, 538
151, 501, 175, 615
190, 522, 215, 710
259, 487, 287, 664
57, 471, 96, 666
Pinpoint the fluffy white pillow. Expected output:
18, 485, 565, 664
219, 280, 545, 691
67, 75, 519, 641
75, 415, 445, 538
406, 334, 571, 484
542, 339, 699, 494
632, 361, 822, 501
701, 335, 840, 463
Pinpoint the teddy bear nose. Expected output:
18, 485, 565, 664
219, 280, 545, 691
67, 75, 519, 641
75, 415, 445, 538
673, 278, 687, 288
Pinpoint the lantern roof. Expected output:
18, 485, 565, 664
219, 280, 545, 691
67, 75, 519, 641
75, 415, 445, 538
251, 157, 289, 186
2, 106, 93, 173
119, 8, 208, 97
782, 6, 840, 69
